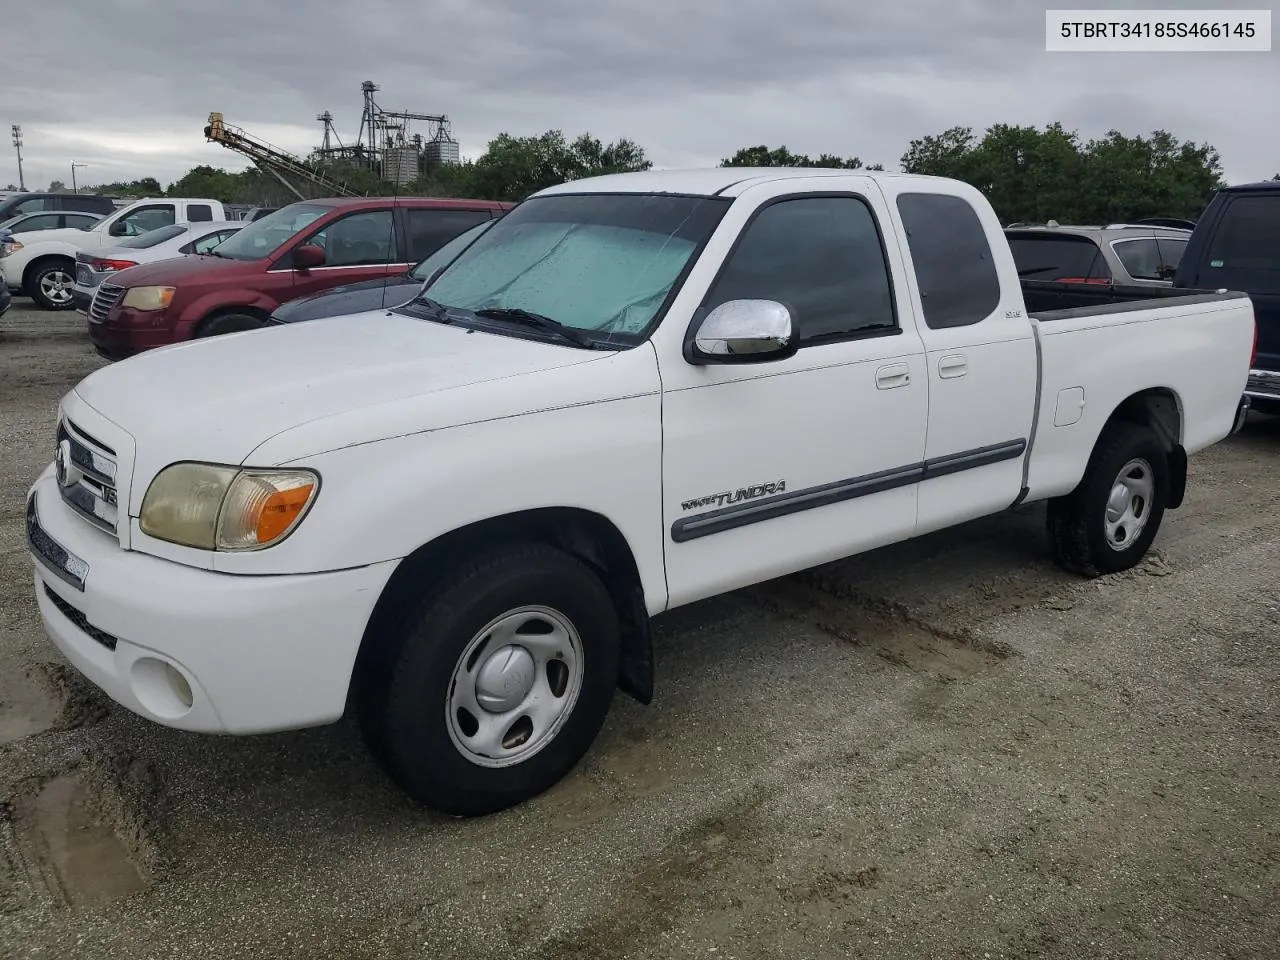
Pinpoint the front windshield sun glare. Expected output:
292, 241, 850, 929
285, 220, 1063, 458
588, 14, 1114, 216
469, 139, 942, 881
418, 193, 730, 345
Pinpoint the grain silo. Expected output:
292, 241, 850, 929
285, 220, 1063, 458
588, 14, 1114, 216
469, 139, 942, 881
383, 144, 420, 185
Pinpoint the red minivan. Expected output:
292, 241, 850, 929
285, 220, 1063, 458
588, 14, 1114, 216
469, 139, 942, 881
86, 196, 513, 360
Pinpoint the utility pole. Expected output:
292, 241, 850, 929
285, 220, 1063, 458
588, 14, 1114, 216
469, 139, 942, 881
11, 125, 23, 190
71, 162, 88, 193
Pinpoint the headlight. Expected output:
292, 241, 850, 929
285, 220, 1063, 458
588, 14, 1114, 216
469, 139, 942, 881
121, 285, 176, 311
0, 240, 22, 258
139, 462, 319, 551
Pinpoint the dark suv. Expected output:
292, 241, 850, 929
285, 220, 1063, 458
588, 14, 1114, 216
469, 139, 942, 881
0, 192, 118, 220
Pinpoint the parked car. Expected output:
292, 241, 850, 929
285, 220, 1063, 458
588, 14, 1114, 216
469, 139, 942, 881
1174, 181, 1279, 415
26, 168, 1254, 817
85, 196, 512, 359
269, 217, 497, 325
71, 221, 244, 312
0, 192, 118, 221
0, 210, 103, 240
1013, 182, 1277, 417
0, 198, 226, 310
1005, 223, 1191, 286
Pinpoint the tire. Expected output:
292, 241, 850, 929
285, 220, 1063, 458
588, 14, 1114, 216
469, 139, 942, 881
197, 313, 264, 338
361, 543, 621, 816
27, 259, 77, 310
1046, 421, 1170, 577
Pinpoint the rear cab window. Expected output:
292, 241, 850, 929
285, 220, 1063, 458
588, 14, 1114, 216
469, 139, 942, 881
897, 193, 1001, 327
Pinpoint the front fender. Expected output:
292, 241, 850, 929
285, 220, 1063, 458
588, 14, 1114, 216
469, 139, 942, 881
175, 289, 280, 338
208, 391, 669, 614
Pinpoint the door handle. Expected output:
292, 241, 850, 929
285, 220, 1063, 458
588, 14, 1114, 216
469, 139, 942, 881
938, 354, 968, 379
875, 362, 911, 389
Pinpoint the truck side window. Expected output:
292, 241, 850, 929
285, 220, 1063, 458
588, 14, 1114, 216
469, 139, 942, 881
896, 193, 1000, 329
186, 204, 214, 222
702, 195, 897, 345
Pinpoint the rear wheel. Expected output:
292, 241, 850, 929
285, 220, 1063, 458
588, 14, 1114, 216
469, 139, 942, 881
197, 312, 264, 338
1047, 421, 1170, 577
359, 543, 621, 816
27, 259, 76, 310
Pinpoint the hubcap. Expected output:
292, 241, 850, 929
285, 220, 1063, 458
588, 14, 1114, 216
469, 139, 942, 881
445, 605, 584, 768
40, 269, 73, 305
1104, 457, 1154, 551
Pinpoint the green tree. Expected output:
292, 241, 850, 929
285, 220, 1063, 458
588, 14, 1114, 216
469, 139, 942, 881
165, 165, 245, 202
460, 130, 653, 201
900, 126, 977, 179
720, 144, 873, 169
900, 123, 1222, 223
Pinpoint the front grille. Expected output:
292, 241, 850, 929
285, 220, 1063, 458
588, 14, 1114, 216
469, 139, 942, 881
89, 282, 124, 323
44, 584, 118, 650
56, 418, 119, 535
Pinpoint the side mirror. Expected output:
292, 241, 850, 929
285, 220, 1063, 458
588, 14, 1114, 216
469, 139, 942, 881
293, 244, 325, 270
684, 299, 798, 365
108, 221, 129, 237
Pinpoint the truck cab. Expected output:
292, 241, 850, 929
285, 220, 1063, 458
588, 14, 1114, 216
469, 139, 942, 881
26, 168, 1255, 817
1, 197, 225, 310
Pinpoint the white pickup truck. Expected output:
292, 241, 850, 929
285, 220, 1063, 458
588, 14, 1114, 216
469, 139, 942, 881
1, 197, 225, 309
26, 169, 1255, 815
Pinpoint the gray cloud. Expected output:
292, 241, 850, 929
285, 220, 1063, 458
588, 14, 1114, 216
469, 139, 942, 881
6, 0, 1276, 191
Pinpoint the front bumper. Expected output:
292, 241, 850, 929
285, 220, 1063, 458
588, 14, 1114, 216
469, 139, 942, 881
87, 305, 178, 360
0, 257, 20, 292
27, 468, 398, 734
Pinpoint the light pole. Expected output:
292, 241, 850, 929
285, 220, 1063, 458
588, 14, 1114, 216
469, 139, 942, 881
10, 125, 23, 190
71, 162, 88, 194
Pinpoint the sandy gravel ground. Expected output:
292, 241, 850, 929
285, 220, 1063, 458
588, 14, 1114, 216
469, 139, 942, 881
1, 305, 1277, 960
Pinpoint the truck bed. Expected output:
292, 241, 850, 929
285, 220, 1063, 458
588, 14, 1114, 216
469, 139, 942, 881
1021, 278, 1239, 317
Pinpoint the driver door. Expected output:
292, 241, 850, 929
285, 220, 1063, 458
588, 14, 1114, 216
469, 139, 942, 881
657, 178, 930, 608
287, 208, 400, 298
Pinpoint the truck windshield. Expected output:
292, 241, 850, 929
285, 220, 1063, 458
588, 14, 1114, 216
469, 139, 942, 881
209, 203, 329, 261
421, 193, 731, 344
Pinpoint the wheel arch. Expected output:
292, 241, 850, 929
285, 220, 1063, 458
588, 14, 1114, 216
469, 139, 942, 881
1098, 386, 1187, 508
194, 303, 272, 336
22, 253, 76, 292
350, 506, 654, 713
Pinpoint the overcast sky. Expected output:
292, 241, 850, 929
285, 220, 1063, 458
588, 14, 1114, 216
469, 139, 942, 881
7, 0, 1277, 193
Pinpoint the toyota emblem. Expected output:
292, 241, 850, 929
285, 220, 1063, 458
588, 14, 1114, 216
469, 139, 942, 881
55, 439, 73, 489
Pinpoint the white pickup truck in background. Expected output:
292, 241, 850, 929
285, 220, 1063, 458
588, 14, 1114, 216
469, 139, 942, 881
0, 197, 225, 309
25, 168, 1254, 816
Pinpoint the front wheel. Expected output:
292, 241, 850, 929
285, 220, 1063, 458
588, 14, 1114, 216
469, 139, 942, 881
362, 543, 621, 816
1047, 421, 1170, 577
28, 260, 77, 310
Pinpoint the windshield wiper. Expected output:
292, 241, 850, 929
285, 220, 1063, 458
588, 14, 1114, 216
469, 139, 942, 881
408, 294, 455, 323
472, 308, 594, 348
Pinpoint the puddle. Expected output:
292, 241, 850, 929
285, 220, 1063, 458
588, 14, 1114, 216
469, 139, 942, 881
9, 773, 146, 909
0, 670, 64, 746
